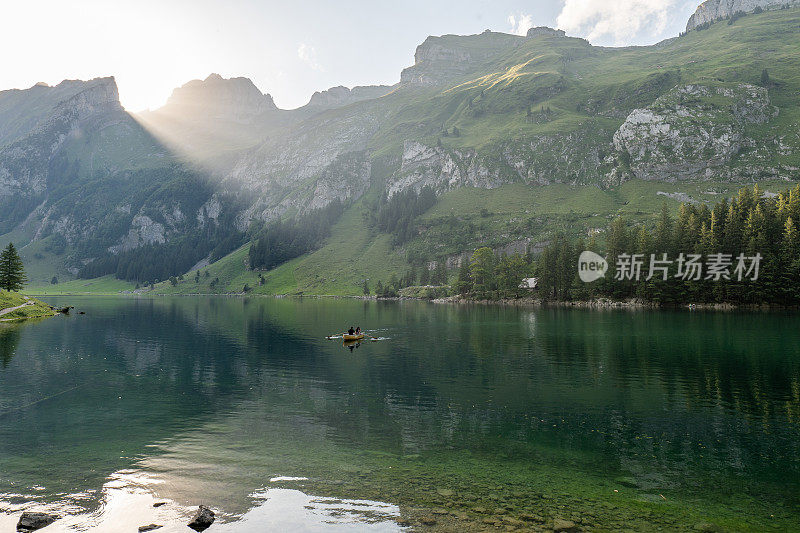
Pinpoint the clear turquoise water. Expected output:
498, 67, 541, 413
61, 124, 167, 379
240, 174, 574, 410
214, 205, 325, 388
0, 296, 798, 531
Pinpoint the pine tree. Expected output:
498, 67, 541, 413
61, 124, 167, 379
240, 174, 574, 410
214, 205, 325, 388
362, 279, 370, 295
419, 267, 430, 285
783, 217, 800, 262
654, 203, 673, 254
455, 260, 472, 295
433, 261, 447, 285
761, 68, 770, 87
469, 247, 496, 296
0, 243, 27, 292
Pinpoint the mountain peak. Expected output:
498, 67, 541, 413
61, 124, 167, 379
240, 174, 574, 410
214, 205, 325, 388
161, 74, 277, 122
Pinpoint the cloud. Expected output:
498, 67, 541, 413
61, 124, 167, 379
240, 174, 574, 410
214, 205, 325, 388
297, 43, 324, 72
556, 0, 680, 45
507, 13, 534, 36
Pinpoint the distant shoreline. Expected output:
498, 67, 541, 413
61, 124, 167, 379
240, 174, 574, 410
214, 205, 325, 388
29, 291, 800, 312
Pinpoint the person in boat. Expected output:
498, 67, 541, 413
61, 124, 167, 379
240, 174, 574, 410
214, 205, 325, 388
348, 326, 355, 335
355, 327, 361, 335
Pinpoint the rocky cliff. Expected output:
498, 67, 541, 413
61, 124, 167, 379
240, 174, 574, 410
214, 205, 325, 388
400, 31, 522, 86
611, 84, 778, 181
686, 0, 800, 30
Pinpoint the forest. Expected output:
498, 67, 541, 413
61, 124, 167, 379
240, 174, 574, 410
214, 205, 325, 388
248, 200, 346, 270
533, 184, 800, 305
441, 184, 800, 306
371, 186, 437, 246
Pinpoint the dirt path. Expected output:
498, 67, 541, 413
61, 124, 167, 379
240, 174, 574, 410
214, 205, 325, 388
0, 298, 32, 317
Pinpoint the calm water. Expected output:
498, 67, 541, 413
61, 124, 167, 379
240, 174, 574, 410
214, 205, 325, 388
0, 297, 798, 532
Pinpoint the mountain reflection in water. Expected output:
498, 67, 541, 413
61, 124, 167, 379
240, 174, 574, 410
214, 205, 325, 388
0, 297, 798, 531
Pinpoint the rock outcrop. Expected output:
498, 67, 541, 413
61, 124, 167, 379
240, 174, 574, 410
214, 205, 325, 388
686, 0, 800, 30
187, 505, 215, 532
526, 27, 566, 38
400, 31, 522, 86
388, 141, 504, 195
611, 84, 777, 181
16, 512, 58, 532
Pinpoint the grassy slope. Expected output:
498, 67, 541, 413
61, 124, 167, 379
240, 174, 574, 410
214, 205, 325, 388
150, 203, 409, 296
0, 291, 54, 320
27, 275, 136, 296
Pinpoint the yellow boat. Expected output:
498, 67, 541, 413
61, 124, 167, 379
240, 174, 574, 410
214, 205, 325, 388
342, 334, 365, 341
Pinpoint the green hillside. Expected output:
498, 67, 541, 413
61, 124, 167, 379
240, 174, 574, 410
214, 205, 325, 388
29, 177, 797, 296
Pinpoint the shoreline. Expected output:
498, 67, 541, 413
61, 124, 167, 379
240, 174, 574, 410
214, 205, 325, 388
30, 291, 800, 312
0, 293, 59, 322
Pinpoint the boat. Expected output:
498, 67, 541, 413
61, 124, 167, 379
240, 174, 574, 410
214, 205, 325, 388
342, 334, 365, 341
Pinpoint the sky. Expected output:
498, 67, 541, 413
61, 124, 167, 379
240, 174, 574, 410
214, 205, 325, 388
1, 0, 699, 112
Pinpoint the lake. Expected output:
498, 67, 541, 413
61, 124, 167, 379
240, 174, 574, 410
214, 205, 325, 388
0, 296, 798, 532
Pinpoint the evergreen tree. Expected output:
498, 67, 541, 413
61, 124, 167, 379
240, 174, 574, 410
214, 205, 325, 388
469, 247, 496, 296
455, 260, 472, 295
362, 279, 370, 295
433, 261, 448, 285
419, 267, 430, 285
761, 68, 771, 87
0, 243, 27, 292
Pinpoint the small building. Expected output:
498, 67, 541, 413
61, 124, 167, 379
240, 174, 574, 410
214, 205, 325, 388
518, 277, 538, 289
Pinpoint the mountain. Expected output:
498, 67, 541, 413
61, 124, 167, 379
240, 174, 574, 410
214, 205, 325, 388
686, 0, 800, 30
4, 5, 800, 292
159, 73, 278, 122
0, 77, 159, 234
135, 74, 292, 169
304, 85, 395, 109
0, 77, 243, 283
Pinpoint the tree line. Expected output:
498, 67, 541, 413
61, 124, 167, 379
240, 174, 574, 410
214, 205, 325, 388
371, 186, 437, 246
249, 200, 345, 271
80, 225, 245, 284
370, 260, 449, 297
534, 185, 800, 305
453, 249, 535, 298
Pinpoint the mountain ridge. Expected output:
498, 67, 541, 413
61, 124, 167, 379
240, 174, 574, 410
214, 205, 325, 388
686, 0, 800, 30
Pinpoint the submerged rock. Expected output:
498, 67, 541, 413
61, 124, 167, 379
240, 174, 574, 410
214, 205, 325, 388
188, 505, 215, 531
16, 512, 58, 531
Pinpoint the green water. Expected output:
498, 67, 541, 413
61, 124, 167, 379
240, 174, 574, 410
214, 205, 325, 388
0, 297, 798, 531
